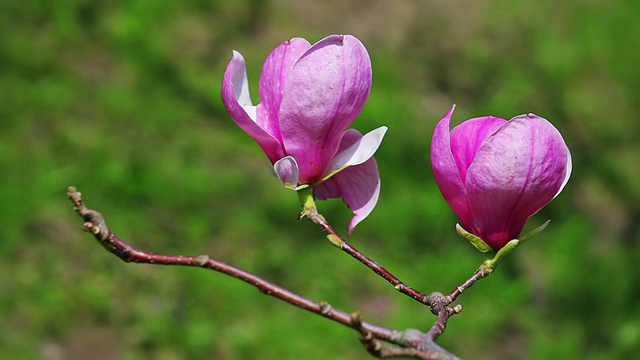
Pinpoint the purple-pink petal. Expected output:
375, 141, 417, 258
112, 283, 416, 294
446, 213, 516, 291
316, 158, 380, 236
449, 116, 507, 185
258, 38, 311, 143
315, 129, 381, 234
465, 114, 571, 249
279, 34, 372, 184
273, 156, 300, 189
431, 105, 473, 230
221, 51, 285, 163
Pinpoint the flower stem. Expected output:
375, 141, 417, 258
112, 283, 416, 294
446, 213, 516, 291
298, 188, 430, 304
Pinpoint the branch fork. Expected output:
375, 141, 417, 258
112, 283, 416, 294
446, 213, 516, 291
68, 186, 504, 359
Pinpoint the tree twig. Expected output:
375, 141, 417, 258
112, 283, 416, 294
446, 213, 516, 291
298, 189, 497, 358
447, 263, 493, 303
67, 186, 459, 359
300, 200, 430, 305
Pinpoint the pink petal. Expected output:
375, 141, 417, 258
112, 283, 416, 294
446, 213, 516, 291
315, 159, 381, 236
279, 34, 372, 184
449, 116, 507, 185
273, 156, 300, 189
465, 114, 572, 249
221, 51, 285, 163
430, 105, 474, 230
258, 38, 311, 143
315, 128, 381, 235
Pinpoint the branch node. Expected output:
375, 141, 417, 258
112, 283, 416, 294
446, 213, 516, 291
351, 313, 387, 357
83, 222, 96, 234
451, 304, 463, 314
350, 312, 364, 330
68, 186, 111, 241
320, 301, 333, 315
389, 330, 405, 343
326, 234, 344, 247
427, 292, 451, 315
197, 255, 210, 266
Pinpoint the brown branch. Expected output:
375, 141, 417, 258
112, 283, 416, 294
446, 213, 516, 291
447, 263, 493, 303
67, 186, 459, 359
301, 198, 495, 356
302, 206, 430, 305
351, 312, 463, 360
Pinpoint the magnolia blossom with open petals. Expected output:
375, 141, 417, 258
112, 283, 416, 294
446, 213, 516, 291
431, 105, 572, 250
222, 34, 386, 233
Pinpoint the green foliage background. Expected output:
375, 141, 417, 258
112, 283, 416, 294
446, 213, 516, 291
2, 1, 639, 359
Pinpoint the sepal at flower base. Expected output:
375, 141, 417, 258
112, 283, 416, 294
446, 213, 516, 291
297, 187, 317, 220
484, 239, 520, 270
458, 220, 551, 270
518, 220, 550, 245
456, 224, 492, 253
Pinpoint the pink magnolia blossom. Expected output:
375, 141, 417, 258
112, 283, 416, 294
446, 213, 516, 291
222, 34, 387, 233
431, 105, 572, 250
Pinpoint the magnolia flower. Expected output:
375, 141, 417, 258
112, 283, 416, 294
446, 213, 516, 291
431, 105, 572, 250
222, 34, 387, 233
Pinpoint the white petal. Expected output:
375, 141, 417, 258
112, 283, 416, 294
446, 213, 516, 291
322, 126, 387, 181
556, 146, 572, 198
230, 50, 257, 121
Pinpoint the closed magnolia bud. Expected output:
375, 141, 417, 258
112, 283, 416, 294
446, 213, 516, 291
431, 105, 572, 250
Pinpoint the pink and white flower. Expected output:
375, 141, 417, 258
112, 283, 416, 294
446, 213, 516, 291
222, 34, 386, 233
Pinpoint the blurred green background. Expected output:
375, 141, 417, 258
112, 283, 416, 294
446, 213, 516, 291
2, 0, 639, 359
